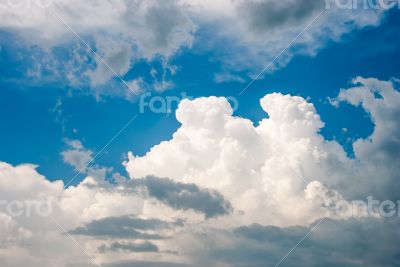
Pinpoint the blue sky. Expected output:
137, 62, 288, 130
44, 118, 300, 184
0, 1, 400, 267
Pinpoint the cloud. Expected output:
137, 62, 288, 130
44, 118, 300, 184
213, 72, 245, 83
105, 262, 189, 267
85, 37, 133, 87
0, 0, 195, 58
127, 176, 233, 219
335, 77, 400, 199
186, 0, 386, 76
0, 161, 63, 202
125, 77, 400, 226
0, 162, 150, 266
70, 215, 178, 239
238, 0, 325, 33
176, 217, 400, 267
61, 139, 111, 180
0, 162, 101, 266
0, 77, 399, 266
98, 241, 159, 253
0, 0, 392, 97
0, 0, 195, 93
0, 213, 31, 245
124, 94, 349, 226
61, 140, 93, 172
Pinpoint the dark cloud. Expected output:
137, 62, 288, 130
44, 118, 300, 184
70, 215, 179, 239
183, 218, 400, 267
234, 223, 308, 243
105, 261, 190, 267
129, 176, 233, 219
67, 262, 189, 267
122, 0, 195, 57
238, 0, 325, 33
98, 241, 159, 253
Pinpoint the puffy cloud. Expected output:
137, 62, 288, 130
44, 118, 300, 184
0, 162, 146, 266
0, 162, 63, 200
125, 77, 400, 226
0, 163, 92, 266
0, 213, 31, 245
125, 94, 351, 226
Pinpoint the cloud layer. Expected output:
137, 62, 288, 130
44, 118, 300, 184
0, 0, 390, 96
0, 77, 399, 266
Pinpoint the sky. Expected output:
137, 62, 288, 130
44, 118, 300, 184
0, 1, 400, 266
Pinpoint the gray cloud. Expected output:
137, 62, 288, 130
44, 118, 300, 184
98, 241, 159, 253
105, 262, 189, 267
129, 176, 233, 219
238, 0, 325, 33
181, 218, 400, 267
70, 215, 180, 239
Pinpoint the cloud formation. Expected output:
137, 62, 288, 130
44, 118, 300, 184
70, 215, 175, 239
125, 77, 400, 226
98, 241, 159, 253
61, 139, 111, 180
128, 176, 233, 219
188, 0, 386, 76
0, 77, 399, 266
0, 0, 390, 97
0, 0, 195, 94
177, 217, 400, 267
336, 77, 400, 199
61, 140, 93, 171
238, 0, 325, 33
